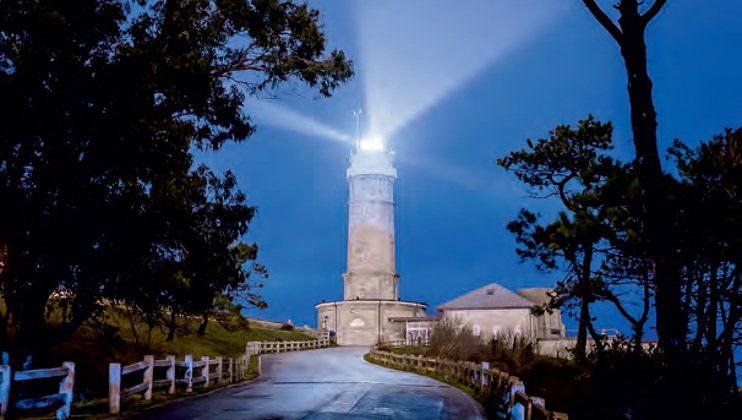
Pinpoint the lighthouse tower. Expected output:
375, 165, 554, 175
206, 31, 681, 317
344, 137, 398, 301
315, 135, 427, 346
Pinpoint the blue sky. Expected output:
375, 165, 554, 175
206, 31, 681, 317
199, 0, 742, 334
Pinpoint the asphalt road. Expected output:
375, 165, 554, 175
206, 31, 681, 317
133, 346, 485, 420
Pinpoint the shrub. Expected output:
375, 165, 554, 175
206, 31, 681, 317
429, 317, 481, 360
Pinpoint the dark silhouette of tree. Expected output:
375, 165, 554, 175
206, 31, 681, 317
579, 0, 684, 361
669, 128, 742, 407
502, 115, 742, 416
500, 117, 617, 363
0, 0, 352, 360
501, 117, 664, 363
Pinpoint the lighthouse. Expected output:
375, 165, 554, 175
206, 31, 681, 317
344, 136, 398, 301
315, 134, 427, 345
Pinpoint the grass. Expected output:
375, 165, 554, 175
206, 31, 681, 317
386, 346, 429, 356
1, 303, 312, 418
49, 308, 311, 398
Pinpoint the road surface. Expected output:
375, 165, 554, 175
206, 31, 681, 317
133, 346, 485, 419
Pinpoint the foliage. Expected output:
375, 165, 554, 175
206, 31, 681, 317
428, 317, 480, 361
499, 117, 653, 362
667, 128, 742, 405
0, 0, 352, 359
502, 116, 742, 417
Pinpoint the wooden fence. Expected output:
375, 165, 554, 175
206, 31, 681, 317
0, 358, 75, 420
245, 336, 330, 355
108, 354, 250, 415
1, 335, 328, 418
368, 349, 568, 420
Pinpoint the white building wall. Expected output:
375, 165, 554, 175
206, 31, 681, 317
442, 308, 535, 340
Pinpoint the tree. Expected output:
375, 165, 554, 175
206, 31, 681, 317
499, 117, 616, 363
669, 128, 742, 400
0, 0, 352, 359
579, 0, 685, 360
501, 116, 660, 362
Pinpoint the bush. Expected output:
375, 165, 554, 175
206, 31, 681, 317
429, 317, 480, 360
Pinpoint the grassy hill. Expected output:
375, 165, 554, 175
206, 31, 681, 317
0, 305, 314, 403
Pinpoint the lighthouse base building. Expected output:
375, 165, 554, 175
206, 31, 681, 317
316, 300, 426, 346
316, 138, 427, 346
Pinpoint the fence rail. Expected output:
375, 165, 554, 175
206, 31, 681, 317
1, 335, 329, 418
245, 336, 330, 356
367, 349, 568, 420
108, 353, 249, 414
0, 359, 74, 420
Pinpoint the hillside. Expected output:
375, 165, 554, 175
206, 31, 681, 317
15, 307, 314, 401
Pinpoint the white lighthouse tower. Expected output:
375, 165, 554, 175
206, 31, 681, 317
315, 133, 427, 346
344, 136, 398, 301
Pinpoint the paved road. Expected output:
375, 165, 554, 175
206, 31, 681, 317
134, 347, 485, 419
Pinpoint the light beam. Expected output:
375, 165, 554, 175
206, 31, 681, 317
355, 0, 569, 139
244, 97, 353, 144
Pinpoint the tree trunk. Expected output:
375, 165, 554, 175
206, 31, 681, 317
197, 313, 208, 336
167, 310, 177, 341
575, 296, 589, 364
616, 0, 685, 362
574, 242, 595, 364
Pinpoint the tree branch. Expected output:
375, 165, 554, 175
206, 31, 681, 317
641, 0, 667, 25
581, 0, 624, 44
606, 292, 639, 325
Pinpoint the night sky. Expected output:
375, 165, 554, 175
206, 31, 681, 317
198, 0, 742, 335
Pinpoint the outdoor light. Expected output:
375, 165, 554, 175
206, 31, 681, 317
359, 136, 384, 152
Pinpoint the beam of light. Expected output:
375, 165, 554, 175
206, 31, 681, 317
244, 97, 353, 144
355, 0, 570, 139
398, 153, 490, 191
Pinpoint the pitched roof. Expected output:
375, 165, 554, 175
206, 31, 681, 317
436, 283, 535, 311
516, 288, 554, 306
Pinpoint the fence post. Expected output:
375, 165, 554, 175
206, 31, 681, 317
217, 357, 223, 384
481, 362, 489, 393
509, 380, 525, 413
201, 357, 210, 387
0, 364, 11, 419
109, 363, 121, 415
56, 361, 75, 420
143, 355, 154, 401
228, 358, 234, 383
164, 356, 175, 394
185, 355, 193, 392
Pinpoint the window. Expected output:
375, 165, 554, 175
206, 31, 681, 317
349, 318, 365, 328
513, 325, 522, 336
486, 288, 495, 295
492, 326, 502, 336
472, 324, 481, 336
